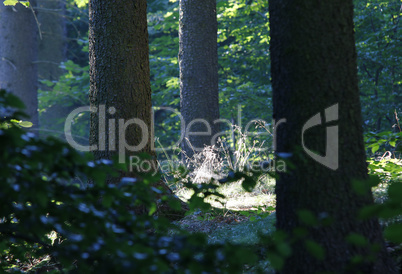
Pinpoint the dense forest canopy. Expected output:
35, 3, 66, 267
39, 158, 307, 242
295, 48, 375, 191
35, 0, 401, 154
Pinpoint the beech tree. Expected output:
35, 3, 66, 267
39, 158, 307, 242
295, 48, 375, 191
269, 0, 397, 273
179, 0, 220, 159
0, 1, 38, 127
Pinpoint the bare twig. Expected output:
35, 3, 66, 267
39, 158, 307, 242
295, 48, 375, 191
28, 0, 42, 40
1, 57, 17, 70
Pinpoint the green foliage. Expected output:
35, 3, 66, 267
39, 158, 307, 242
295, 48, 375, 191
365, 131, 402, 155
71, 0, 87, 8
3, 0, 29, 7
39, 0, 402, 151
39, 60, 89, 110
304, 240, 325, 260
361, 132, 402, 254
147, 0, 271, 150
297, 210, 318, 226
354, 0, 402, 132
39, 58, 90, 140
28, 0, 402, 270
0, 90, 262, 272
385, 223, 402, 243
148, 1, 182, 148
262, 231, 290, 270
346, 233, 369, 247
217, 0, 270, 123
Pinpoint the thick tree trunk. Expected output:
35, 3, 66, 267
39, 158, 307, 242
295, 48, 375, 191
89, 0, 186, 218
179, 0, 220, 159
0, 1, 38, 127
89, 0, 154, 172
269, 0, 397, 273
37, 0, 67, 137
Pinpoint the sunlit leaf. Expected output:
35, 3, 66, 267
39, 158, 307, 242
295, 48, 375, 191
3, 0, 19, 6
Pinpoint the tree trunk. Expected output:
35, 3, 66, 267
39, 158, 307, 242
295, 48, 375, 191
37, 0, 67, 137
89, 0, 186, 218
179, 0, 220, 159
89, 0, 154, 175
0, 1, 38, 127
269, 0, 397, 273
37, 0, 66, 83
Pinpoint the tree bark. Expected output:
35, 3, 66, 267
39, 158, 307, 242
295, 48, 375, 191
269, 0, 397, 273
89, 0, 186, 218
0, 1, 38, 127
179, 0, 220, 159
89, 0, 154, 172
37, 0, 67, 137
37, 0, 66, 83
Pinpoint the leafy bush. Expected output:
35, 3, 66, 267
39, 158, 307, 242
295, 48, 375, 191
0, 90, 261, 273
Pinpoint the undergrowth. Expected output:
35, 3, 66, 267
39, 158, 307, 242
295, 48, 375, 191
1, 89, 401, 272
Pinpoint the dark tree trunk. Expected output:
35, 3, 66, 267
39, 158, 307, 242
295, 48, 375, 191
89, 0, 186, 217
89, 0, 154, 172
269, 0, 397, 273
0, 1, 38, 127
179, 0, 219, 159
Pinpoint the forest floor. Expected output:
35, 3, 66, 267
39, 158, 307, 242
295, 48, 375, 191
174, 178, 276, 239
14, 173, 402, 273
170, 170, 402, 273
171, 178, 277, 272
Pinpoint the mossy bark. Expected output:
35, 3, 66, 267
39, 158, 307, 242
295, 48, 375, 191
269, 0, 397, 272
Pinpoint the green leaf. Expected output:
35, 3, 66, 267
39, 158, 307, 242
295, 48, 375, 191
3, 0, 19, 6
297, 210, 318, 226
388, 182, 402, 201
304, 239, 325, 260
19, 121, 33, 128
346, 233, 368, 247
266, 252, 284, 270
293, 227, 308, 238
102, 193, 113, 208
384, 223, 402, 243
367, 175, 381, 187
148, 203, 157, 216
241, 175, 257, 192
352, 179, 370, 195
3, 0, 29, 7
371, 144, 379, 154
377, 207, 402, 219
19, 0, 29, 7
360, 203, 388, 219
36, 192, 48, 208
277, 242, 292, 257
73, 0, 87, 8
350, 255, 364, 264
167, 197, 182, 211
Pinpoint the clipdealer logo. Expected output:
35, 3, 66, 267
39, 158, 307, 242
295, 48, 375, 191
302, 104, 339, 170
63, 104, 339, 171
